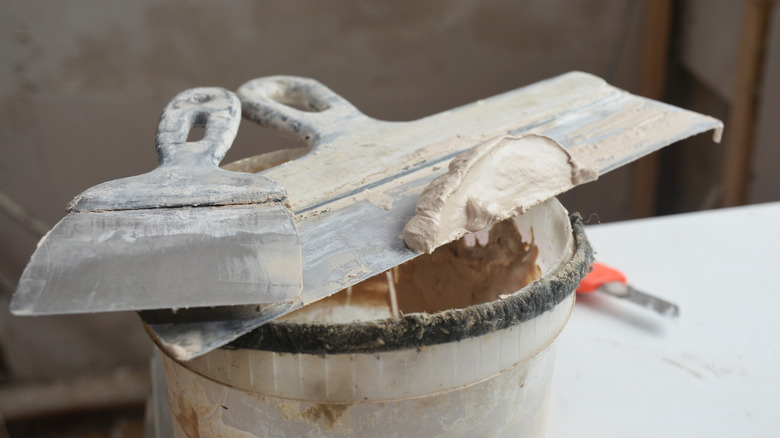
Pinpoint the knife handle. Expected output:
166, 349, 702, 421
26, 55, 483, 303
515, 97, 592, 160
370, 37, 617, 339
576, 262, 627, 293
237, 76, 372, 149
155, 87, 241, 168
68, 88, 284, 212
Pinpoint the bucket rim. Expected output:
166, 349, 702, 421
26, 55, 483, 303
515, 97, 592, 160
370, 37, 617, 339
225, 213, 593, 355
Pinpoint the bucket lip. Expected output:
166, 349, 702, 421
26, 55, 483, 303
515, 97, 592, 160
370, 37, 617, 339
226, 214, 594, 355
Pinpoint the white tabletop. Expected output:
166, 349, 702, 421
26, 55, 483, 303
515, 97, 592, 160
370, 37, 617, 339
548, 202, 780, 437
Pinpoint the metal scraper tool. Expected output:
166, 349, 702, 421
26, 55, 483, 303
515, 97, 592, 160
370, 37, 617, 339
10, 88, 303, 316
141, 72, 722, 360
577, 262, 680, 317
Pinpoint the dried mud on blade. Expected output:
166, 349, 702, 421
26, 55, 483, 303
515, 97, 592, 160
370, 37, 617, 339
10, 88, 303, 316
143, 71, 722, 361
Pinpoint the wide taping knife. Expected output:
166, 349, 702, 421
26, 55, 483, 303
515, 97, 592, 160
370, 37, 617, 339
144, 72, 722, 360
10, 72, 722, 360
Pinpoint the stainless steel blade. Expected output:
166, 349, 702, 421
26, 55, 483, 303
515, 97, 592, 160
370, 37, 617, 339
11, 203, 301, 315
140, 300, 301, 361
600, 282, 680, 317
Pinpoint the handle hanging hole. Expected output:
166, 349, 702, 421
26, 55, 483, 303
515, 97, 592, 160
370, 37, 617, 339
278, 98, 327, 113
192, 94, 214, 103
186, 125, 206, 142
271, 92, 329, 113
186, 112, 209, 142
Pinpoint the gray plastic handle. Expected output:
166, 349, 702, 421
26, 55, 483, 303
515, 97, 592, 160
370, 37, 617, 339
68, 87, 285, 212
156, 87, 241, 167
237, 76, 371, 147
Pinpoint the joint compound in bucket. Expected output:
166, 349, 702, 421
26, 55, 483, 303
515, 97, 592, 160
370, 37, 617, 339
283, 218, 541, 323
159, 198, 594, 438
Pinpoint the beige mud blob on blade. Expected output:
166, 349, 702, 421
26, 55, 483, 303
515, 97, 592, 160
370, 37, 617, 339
403, 134, 597, 253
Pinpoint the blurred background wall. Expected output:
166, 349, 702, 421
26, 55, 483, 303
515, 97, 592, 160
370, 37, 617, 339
0, 0, 777, 387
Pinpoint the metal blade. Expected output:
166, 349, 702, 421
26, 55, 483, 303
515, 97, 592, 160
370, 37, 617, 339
139, 300, 301, 361
10, 203, 301, 315
600, 282, 680, 317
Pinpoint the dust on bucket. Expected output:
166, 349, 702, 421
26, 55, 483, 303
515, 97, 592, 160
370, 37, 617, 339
154, 195, 593, 438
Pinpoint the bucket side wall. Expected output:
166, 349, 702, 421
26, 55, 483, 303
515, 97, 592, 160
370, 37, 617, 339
162, 339, 559, 438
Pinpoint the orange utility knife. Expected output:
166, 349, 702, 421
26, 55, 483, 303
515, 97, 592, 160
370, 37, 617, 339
577, 262, 680, 317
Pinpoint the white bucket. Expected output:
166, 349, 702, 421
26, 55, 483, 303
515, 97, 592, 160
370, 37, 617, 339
159, 197, 592, 437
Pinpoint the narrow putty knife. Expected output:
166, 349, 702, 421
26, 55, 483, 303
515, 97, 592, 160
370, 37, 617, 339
10, 88, 303, 315
141, 72, 723, 360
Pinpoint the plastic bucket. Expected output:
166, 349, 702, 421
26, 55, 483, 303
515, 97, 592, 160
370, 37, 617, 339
159, 197, 592, 437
